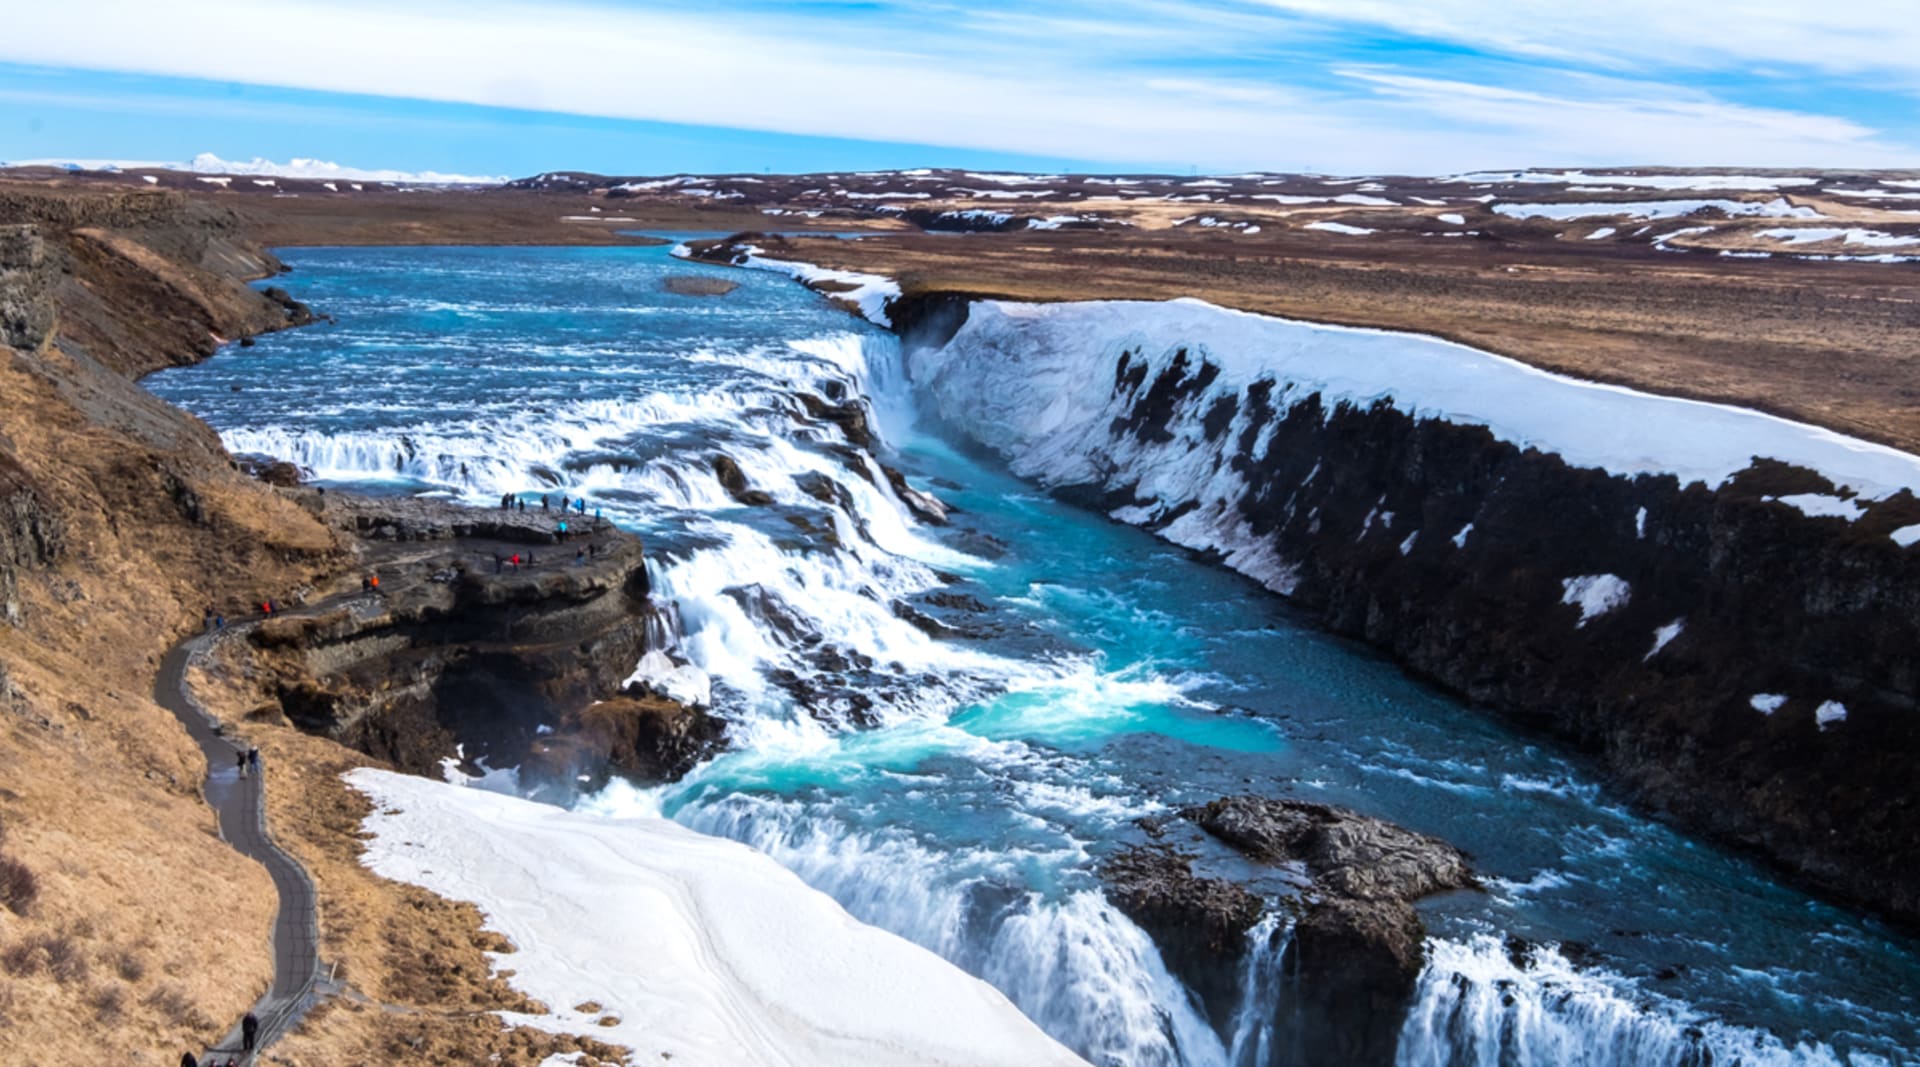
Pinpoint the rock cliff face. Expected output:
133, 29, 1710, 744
898, 293, 1920, 929
232, 495, 711, 784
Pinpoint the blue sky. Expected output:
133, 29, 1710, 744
4, 0, 1919, 177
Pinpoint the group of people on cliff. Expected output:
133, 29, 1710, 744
499, 491, 595, 519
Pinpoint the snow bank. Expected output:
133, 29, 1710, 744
1449, 171, 1816, 191
909, 298, 1920, 502
1494, 198, 1818, 221
1305, 221, 1376, 236
717, 247, 901, 328
1768, 493, 1866, 521
1755, 227, 1920, 248
347, 768, 1086, 1067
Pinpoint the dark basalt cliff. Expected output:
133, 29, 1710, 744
895, 292, 1920, 930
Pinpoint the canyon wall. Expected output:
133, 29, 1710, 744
895, 293, 1920, 928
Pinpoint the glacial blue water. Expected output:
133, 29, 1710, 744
147, 243, 1920, 1066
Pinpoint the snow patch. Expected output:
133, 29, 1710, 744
1305, 221, 1375, 236
1750, 693, 1787, 715
1437, 213, 1466, 225
1645, 619, 1684, 660
1815, 701, 1848, 729
1892, 523, 1920, 548
1560, 574, 1631, 626
1450, 523, 1473, 548
1768, 493, 1866, 521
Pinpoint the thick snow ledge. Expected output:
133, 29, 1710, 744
919, 298, 1920, 503
346, 768, 1086, 1067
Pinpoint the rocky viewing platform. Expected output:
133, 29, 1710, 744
195, 490, 719, 793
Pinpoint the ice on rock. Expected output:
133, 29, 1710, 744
347, 769, 1088, 1067
1560, 574, 1631, 627
624, 650, 713, 708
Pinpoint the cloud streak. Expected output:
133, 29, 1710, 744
4, 0, 1917, 172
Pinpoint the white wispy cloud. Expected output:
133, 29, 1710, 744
1247, 0, 1920, 81
4, 0, 1916, 171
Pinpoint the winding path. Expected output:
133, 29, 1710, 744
154, 630, 325, 1061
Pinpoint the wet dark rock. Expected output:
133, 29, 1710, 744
523, 691, 725, 794
924, 591, 993, 613
1102, 796, 1475, 1065
1185, 796, 1473, 901
882, 464, 949, 524
711, 454, 774, 506
261, 285, 315, 326
797, 392, 873, 448
1100, 844, 1265, 1027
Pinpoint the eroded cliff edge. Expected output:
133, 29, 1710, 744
892, 290, 1920, 930
0, 182, 696, 1061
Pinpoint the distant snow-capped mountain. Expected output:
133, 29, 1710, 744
1, 152, 504, 185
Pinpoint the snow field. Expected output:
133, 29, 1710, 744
347, 768, 1088, 1067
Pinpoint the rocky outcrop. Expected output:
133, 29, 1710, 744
1102, 797, 1474, 1066
1100, 844, 1266, 1031
0, 449, 63, 625
1188, 798, 1472, 1065
241, 496, 665, 777
522, 691, 724, 794
1, 225, 56, 351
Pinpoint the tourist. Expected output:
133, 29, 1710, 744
501, 492, 511, 509
180, 1052, 198, 1067
557, 519, 568, 541
517, 498, 526, 513
236, 750, 247, 778
242, 1011, 259, 1052
203, 606, 215, 633
576, 498, 586, 515
574, 548, 586, 566
528, 550, 537, 568
561, 494, 570, 512
509, 553, 521, 570
541, 495, 549, 512
247, 748, 261, 775
493, 551, 504, 574
215, 613, 225, 631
